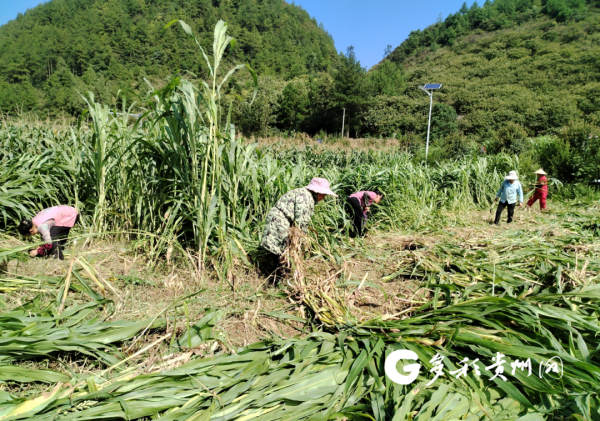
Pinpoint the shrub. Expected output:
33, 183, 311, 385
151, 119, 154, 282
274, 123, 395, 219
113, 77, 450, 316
536, 136, 578, 182
497, 122, 528, 152
438, 133, 478, 159
430, 103, 458, 140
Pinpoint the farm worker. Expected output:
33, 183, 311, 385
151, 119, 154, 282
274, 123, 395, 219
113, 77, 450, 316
494, 171, 523, 225
347, 190, 383, 237
527, 169, 548, 210
17, 205, 80, 260
259, 178, 337, 270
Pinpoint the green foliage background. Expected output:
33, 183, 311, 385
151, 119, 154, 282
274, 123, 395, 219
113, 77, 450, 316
0, 0, 338, 114
2, 0, 600, 183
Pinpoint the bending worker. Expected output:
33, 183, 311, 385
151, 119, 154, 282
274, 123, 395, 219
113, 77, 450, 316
347, 190, 383, 237
494, 171, 523, 225
260, 178, 337, 271
17, 205, 80, 260
527, 169, 548, 211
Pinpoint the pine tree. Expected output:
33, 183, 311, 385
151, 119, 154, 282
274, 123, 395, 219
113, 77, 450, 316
333, 46, 371, 137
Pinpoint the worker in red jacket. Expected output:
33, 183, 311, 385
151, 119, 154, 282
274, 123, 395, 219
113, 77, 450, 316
527, 169, 548, 211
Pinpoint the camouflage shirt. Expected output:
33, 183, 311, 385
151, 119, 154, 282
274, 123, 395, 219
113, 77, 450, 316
260, 188, 315, 255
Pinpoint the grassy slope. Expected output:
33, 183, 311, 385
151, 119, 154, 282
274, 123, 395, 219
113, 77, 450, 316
384, 10, 600, 137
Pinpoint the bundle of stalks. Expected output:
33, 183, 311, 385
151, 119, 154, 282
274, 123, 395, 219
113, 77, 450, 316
0, 249, 118, 309
282, 227, 348, 327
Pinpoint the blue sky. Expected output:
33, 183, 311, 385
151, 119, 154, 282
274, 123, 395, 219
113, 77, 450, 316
292, 0, 469, 68
0, 0, 469, 69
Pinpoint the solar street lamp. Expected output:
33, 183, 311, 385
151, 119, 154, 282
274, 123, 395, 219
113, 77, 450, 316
418, 83, 442, 161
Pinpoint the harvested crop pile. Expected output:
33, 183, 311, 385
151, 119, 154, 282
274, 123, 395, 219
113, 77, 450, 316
1, 215, 598, 420
1, 284, 599, 419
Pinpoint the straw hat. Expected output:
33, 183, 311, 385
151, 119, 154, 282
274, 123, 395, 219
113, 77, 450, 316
505, 170, 519, 181
534, 169, 547, 175
306, 177, 337, 197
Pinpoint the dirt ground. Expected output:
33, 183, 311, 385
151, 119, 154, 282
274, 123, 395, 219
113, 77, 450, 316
1, 200, 597, 395
2, 203, 563, 345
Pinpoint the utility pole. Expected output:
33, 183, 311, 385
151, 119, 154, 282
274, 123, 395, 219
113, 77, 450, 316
341, 108, 346, 138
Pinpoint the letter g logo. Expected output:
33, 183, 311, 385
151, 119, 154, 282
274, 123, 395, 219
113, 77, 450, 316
385, 350, 421, 385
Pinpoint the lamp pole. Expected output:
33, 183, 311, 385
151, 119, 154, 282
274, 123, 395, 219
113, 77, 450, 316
425, 89, 433, 160
418, 84, 442, 161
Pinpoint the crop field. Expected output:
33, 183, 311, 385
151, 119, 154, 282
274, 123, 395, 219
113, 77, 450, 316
1, 20, 600, 421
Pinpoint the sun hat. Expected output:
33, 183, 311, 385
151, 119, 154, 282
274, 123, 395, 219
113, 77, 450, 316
505, 170, 519, 181
305, 177, 337, 197
534, 169, 547, 175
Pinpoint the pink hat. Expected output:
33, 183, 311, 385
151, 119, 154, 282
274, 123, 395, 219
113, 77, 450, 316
306, 177, 337, 197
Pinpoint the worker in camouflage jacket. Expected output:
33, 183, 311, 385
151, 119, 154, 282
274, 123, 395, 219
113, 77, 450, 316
259, 178, 337, 272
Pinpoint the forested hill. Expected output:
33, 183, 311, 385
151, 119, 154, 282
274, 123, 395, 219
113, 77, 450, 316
237, 0, 600, 143
0, 0, 337, 115
369, 0, 600, 143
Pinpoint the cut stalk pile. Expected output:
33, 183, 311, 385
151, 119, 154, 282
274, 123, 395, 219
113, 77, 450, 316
381, 224, 600, 296
1, 279, 600, 419
0, 300, 166, 365
3, 217, 597, 419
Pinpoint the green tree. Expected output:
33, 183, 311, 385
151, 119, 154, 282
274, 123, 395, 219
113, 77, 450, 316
45, 57, 80, 115
278, 80, 310, 131
369, 60, 406, 97
0, 77, 38, 112
304, 73, 336, 134
333, 46, 372, 137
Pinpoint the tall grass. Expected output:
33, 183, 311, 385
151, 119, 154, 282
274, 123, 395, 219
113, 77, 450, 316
0, 111, 524, 267
0, 121, 521, 257
0, 19, 530, 273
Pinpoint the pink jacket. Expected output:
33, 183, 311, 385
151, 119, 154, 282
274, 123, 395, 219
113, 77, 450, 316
349, 191, 378, 220
32, 206, 79, 228
349, 191, 378, 208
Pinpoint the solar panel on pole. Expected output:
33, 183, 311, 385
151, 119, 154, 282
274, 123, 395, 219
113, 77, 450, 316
424, 83, 442, 90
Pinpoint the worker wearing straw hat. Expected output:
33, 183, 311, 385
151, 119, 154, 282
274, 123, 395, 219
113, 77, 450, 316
494, 170, 523, 225
259, 178, 337, 272
527, 169, 548, 211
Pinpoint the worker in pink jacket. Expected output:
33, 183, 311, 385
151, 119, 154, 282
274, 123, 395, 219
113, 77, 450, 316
347, 190, 383, 237
17, 205, 80, 260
